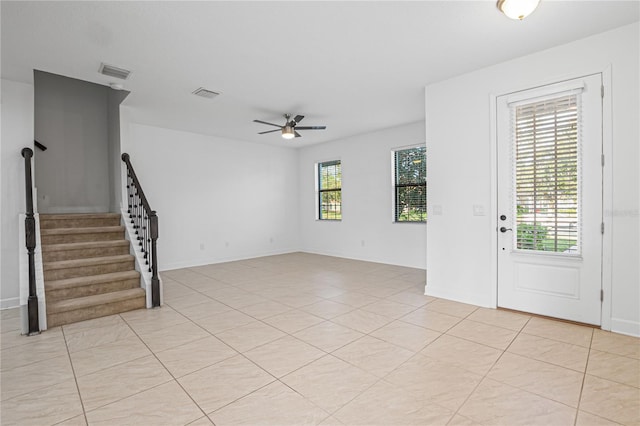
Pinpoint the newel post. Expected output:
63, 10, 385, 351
149, 211, 160, 307
21, 148, 40, 335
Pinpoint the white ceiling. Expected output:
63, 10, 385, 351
2, 1, 638, 148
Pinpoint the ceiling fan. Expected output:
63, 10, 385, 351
254, 114, 326, 139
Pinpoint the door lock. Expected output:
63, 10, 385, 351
500, 215, 507, 221
500, 227, 512, 233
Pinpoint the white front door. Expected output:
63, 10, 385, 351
497, 74, 603, 325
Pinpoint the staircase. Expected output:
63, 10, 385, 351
40, 213, 146, 327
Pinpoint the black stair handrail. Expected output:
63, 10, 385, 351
21, 148, 40, 335
121, 153, 160, 307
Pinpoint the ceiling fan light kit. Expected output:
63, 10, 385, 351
254, 114, 327, 140
497, 0, 540, 20
282, 126, 296, 139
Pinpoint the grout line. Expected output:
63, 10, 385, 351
574, 328, 595, 425
60, 326, 90, 426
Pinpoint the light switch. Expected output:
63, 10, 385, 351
432, 205, 443, 215
473, 204, 485, 216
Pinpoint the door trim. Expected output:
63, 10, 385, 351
489, 68, 613, 330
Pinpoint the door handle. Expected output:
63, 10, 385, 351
500, 227, 512, 233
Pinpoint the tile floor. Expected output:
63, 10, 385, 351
1, 253, 639, 425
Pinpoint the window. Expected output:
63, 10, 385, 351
318, 160, 341, 220
513, 93, 580, 253
393, 146, 426, 222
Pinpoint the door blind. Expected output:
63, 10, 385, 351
513, 94, 581, 254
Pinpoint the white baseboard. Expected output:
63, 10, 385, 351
610, 318, 640, 337
300, 248, 426, 270
160, 248, 299, 271
0, 297, 20, 310
424, 284, 493, 309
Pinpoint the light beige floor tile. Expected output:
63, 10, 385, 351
318, 416, 345, 425
162, 280, 197, 300
187, 416, 215, 425
587, 349, 640, 387
447, 319, 517, 350
580, 374, 640, 425
1, 354, 74, 401
522, 317, 593, 347
262, 309, 325, 334
362, 284, 406, 298
507, 332, 589, 372
0, 379, 83, 426
385, 353, 483, 411
165, 292, 215, 310
400, 307, 462, 332
238, 300, 293, 319
193, 310, 255, 335
331, 309, 392, 334
120, 306, 190, 335
273, 293, 325, 308
178, 354, 274, 414
244, 335, 326, 378
308, 285, 347, 299
62, 314, 126, 335
176, 299, 232, 320
294, 321, 365, 353
209, 381, 328, 426
487, 352, 583, 407
459, 378, 576, 425
282, 354, 378, 413
360, 299, 416, 319
215, 321, 286, 353
333, 380, 453, 426
64, 321, 136, 353
424, 298, 478, 318
447, 414, 482, 425
333, 335, 414, 377
467, 308, 531, 331
300, 300, 354, 320
0, 332, 68, 370
386, 290, 435, 308
69, 335, 151, 377
370, 320, 441, 352
420, 334, 502, 375
212, 291, 269, 310
76, 355, 172, 411
155, 335, 237, 378
86, 381, 203, 425
138, 321, 210, 352
575, 410, 621, 426
55, 414, 88, 425
1, 325, 64, 350
591, 329, 640, 359
328, 291, 381, 308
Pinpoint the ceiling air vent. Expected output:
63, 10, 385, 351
99, 63, 131, 80
192, 87, 220, 99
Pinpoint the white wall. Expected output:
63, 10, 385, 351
1, 79, 34, 309
425, 23, 639, 335
298, 121, 426, 269
34, 71, 110, 213
120, 116, 300, 270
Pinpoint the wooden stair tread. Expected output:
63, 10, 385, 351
47, 288, 145, 314
40, 213, 121, 220
45, 270, 140, 290
40, 226, 125, 235
42, 240, 129, 252
44, 254, 134, 270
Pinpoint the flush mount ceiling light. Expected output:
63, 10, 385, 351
281, 125, 296, 140
497, 0, 540, 20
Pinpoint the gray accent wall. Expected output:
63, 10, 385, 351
34, 71, 128, 213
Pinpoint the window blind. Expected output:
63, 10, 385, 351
513, 94, 581, 254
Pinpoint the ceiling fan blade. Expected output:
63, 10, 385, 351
293, 115, 304, 124
294, 131, 301, 138
258, 129, 281, 135
295, 126, 326, 130
253, 119, 283, 128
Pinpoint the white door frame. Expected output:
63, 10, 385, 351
489, 67, 613, 331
